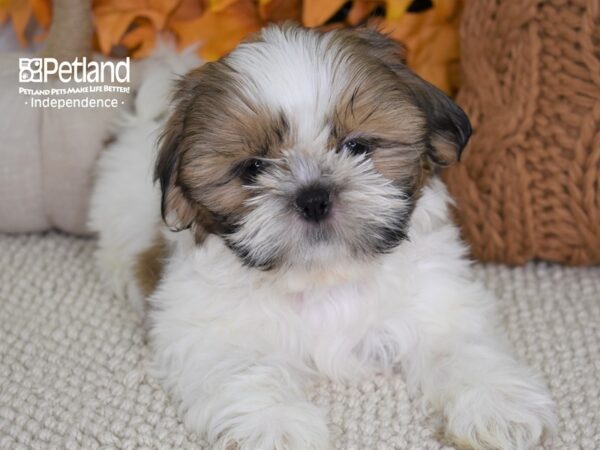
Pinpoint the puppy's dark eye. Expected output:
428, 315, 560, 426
342, 139, 371, 155
240, 158, 267, 183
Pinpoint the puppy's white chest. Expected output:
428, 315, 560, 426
281, 278, 411, 378
294, 282, 377, 329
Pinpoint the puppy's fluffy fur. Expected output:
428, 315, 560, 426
89, 27, 556, 450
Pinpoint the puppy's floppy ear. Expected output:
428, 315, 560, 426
403, 70, 472, 167
154, 79, 198, 232
353, 28, 472, 166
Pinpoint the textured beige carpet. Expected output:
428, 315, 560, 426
0, 232, 599, 449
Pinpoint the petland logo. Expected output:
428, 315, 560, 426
18, 57, 132, 109
19, 57, 130, 83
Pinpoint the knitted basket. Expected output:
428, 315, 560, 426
444, 0, 600, 265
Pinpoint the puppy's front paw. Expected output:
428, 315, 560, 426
200, 401, 329, 450
444, 379, 556, 450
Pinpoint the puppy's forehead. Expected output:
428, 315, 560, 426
222, 27, 424, 144
227, 29, 344, 120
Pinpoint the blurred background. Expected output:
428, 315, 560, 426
1, 0, 598, 266
0, 0, 462, 93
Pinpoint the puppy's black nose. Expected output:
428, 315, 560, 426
295, 186, 331, 222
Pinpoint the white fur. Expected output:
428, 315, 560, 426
88, 41, 201, 312
90, 32, 556, 450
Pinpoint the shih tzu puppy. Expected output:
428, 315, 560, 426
90, 26, 555, 450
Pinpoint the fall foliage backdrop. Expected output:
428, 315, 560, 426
0, 0, 463, 94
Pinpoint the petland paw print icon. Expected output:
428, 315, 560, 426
19, 58, 43, 83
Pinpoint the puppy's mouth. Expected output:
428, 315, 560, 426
220, 202, 412, 272
221, 218, 336, 271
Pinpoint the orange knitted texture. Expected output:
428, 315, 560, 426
444, 0, 600, 265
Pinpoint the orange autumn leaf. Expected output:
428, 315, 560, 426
169, 0, 204, 21
347, 0, 383, 25
2, 0, 33, 45
385, 0, 410, 21
170, 0, 262, 61
207, 0, 239, 13
0, 0, 10, 23
302, 0, 345, 27
93, 0, 179, 54
121, 18, 157, 58
31, 0, 51, 44
31, 0, 50, 28
0, 0, 12, 24
259, 0, 301, 22
94, 12, 140, 54
379, 0, 463, 94
93, 0, 180, 21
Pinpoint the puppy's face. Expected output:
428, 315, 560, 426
156, 26, 471, 271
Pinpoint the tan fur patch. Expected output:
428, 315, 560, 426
329, 29, 430, 196
155, 59, 292, 243
332, 28, 468, 171
134, 235, 168, 298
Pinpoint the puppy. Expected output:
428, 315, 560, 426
89, 26, 556, 450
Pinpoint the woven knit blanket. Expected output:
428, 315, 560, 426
1, 233, 598, 449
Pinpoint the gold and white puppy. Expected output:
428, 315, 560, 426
89, 26, 555, 450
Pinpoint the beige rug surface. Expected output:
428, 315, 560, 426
0, 232, 599, 449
